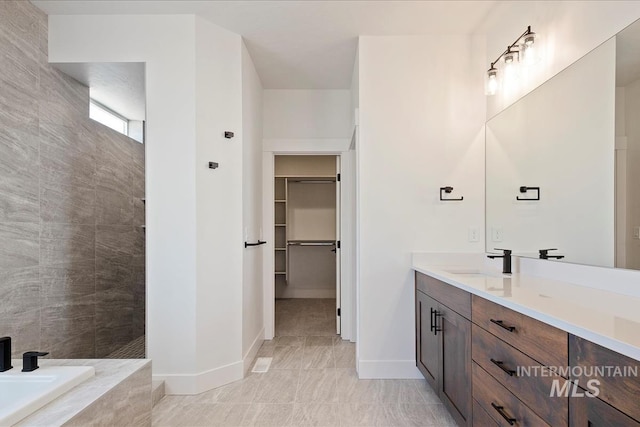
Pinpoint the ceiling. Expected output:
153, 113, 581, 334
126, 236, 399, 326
34, 1, 496, 89
54, 62, 146, 120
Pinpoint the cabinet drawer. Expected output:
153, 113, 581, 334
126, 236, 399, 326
472, 295, 567, 367
473, 362, 549, 427
416, 272, 471, 319
569, 335, 640, 423
473, 399, 499, 427
473, 324, 568, 426
570, 393, 640, 426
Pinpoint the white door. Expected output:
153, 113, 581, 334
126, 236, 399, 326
335, 156, 341, 335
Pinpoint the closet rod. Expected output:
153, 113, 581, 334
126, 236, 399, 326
287, 180, 335, 184
287, 241, 335, 246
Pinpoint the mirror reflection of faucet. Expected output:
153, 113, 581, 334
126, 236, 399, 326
539, 248, 565, 260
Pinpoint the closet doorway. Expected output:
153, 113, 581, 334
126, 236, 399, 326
273, 155, 341, 336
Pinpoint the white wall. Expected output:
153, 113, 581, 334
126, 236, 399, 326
482, 1, 640, 119
48, 14, 251, 394
486, 39, 616, 267
241, 42, 265, 364
620, 78, 640, 269
48, 14, 199, 389
193, 17, 244, 384
263, 89, 352, 139
357, 35, 486, 378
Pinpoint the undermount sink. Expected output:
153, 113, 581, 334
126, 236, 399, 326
442, 268, 484, 275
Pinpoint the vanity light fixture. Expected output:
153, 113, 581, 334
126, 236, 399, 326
485, 26, 539, 96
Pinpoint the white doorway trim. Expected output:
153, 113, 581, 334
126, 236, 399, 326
262, 139, 354, 341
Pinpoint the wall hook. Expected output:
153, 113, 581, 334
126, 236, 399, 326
517, 186, 540, 201
440, 186, 463, 201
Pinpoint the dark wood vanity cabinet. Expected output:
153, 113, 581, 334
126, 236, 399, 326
416, 272, 472, 427
416, 290, 439, 388
415, 271, 640, 427
570, 395, 640, 427
569, 335, 640, 426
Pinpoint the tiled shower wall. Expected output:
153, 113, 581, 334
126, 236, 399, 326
0, 1, 145, 358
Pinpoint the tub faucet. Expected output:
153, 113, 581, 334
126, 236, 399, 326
539, 249, 565, 260
0, 337, 12, 372
487, 249, 512, 274
22, 351, 49, 372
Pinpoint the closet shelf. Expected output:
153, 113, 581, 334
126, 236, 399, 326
275, 224, 287, 227
275, 272, 287, 275
275, 200, 286, 203
275, 248, 286, 251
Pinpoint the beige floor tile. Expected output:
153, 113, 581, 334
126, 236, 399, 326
334, 343, 356, 368
379, 403, 446, 426
296, 369, 338, 403
241, 403, 294, 426
290, 403, 340, 426
302, 346, 335, 369
305, 336, 335, 346
337, 403, 383, 426
304, 316, 336, 336
336, 369, 380, 403
409, 380, 441, 404
153, 403, 249, 427
211, 373, 264, 403
276, 336, 306, 346
253, 369, 300, 403
428, 404, 458, 426
152, 300, 451, 427
256, 345, 275, 357
271, 345, 303, 369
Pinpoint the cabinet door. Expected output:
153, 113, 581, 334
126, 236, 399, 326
439, 303, 472, 427
416, 290, 439, 390
570, 395, 640, 426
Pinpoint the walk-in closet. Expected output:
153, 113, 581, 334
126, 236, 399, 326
274, 155, 341, 336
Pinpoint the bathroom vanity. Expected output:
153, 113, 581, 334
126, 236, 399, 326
413, 260, 640, 427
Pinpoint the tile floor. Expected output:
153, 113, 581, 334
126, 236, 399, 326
106, 335, 146, 359
152, 299, 456, 426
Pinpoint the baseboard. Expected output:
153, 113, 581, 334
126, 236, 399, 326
357, 359, 423, 379
243, 327, 265, 374
153, 359, 244, 395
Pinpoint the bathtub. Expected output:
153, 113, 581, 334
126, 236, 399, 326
0, 362, 95, 426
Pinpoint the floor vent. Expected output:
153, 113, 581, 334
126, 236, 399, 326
251, 357, 273, 373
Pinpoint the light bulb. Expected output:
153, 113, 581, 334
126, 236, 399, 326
521, 33, 540, 65
503, 51, 518, 80
485, 68, 498, 96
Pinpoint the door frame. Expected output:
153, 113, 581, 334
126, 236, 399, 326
262, 144, 355, 342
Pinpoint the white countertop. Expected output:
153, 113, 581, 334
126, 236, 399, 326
412, 254, 640, 362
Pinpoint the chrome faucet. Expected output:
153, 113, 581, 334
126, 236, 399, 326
487, 249, 512, 274
0, 337, 12, 372
539, 249, 564, 260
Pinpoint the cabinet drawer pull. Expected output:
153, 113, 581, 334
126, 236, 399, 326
430, 307, 442, 335
490, 319, 516, 332
491, 402, 516, 425
490, 358, 516, 376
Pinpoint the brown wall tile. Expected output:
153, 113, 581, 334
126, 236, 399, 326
0, 0, 145, 359
0, 222, 39, 269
